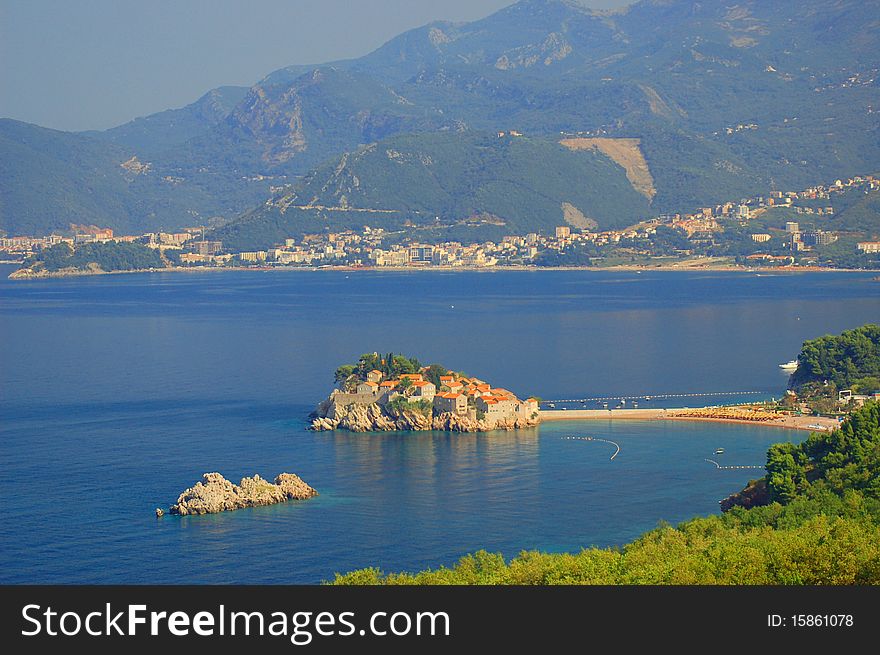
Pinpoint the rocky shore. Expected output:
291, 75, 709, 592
310, 391, 539, 433
159, 472, 317, 516
8, 265, 103, 280
720, 478, 770, 512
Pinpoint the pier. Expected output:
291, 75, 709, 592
564, 436, 620, 461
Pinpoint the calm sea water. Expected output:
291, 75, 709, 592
0, 266, 877, 583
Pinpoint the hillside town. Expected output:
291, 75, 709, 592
3, 173, 878, 271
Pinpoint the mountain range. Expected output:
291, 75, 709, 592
2, 0, 878, 248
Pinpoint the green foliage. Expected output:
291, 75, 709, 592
643, 225, 692, 255
389, 354, 421, 376
386, 395, 432, 418
424, 364, 450, 389
790, 324, 880, 392
821, 186, 880, 237
25, 241, 164, 272
333, 365, 356, 383
761, 402, 880, 502
386, 395, 409, 417
408, 399, 434, 418
332, 513, 880, 585
213, 131, 653, 251
534, 241, 597, 267
765, 442, 809, 503
853, 377, 880, 395
339, 352, 424, 382
814, 237, 879, 270
0, 118, 266, 237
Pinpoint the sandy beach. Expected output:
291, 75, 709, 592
540, 408, 840, 432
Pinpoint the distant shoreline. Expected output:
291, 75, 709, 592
7, 262, 879, 280
541, 408, 840, 432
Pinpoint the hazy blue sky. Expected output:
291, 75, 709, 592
0, 0, 629, 132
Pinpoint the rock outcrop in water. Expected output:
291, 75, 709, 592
312, 398, 434, 432
165, 472, 317, 516
431, 411, 535, 432
720, 477, 770, 512
311, 390, 539, 433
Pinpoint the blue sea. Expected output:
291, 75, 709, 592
0, 266, 877, 583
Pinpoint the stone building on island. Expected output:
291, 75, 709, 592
312, 365, 540, 432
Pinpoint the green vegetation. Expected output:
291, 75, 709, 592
334, 352, 425, 385
0, 118, 265, 237
534, 242, 597, 267
814, 237, 879, 270
765, 402, 880, 503
332, 514, 880, 585
789, 324, 880, 397
822, 187, 880, 237
23, 241, 164, 273
211, 131, 652, 251
332, 402, 880, 585
388, 396, 433, 419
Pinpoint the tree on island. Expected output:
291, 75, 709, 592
334, 352, 455, 386
334, 365, 356, 383
424, 363, 450, 388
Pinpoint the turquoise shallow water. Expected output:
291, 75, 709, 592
0, 267, 876, 583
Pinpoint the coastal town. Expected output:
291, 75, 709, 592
3, 172, 879, 273
311, 357, 540, 432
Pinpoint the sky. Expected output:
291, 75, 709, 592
0, 0, 629, 132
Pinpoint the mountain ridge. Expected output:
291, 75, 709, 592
2, 0, 878, 238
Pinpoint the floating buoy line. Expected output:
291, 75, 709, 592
563, 436, 620, 461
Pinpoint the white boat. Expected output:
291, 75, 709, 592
779, 360, 798, 370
